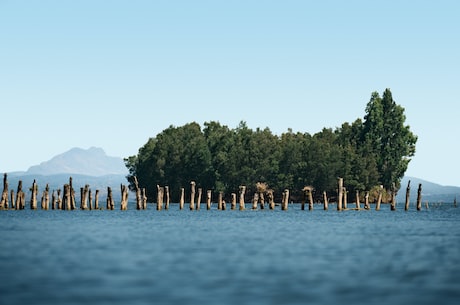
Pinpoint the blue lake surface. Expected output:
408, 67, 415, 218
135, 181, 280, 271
1, 203, 459, 305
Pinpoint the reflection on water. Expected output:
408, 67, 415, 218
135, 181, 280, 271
1, 204, 459, 305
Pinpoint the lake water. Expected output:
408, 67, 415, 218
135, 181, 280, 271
1, 204, 459, 305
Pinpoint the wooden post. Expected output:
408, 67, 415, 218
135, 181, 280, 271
301, 190, 306, 210
80, 187, 84, 209
323, 191, 328, 210
364, 191, 370, 210
190, 181, 196, 211
390, 183, 396, 211
69, 177, 76, 210
120, 184, 129, 210
142, 188, 147, 210
376, 185, 383, 211
51, 190, 56, 210
134, 177, 142, 210
164, 186, 169, 210
343, 187, 348, 210
10, 189, 15, 210
56, 189, 62, 210
231, 193, 237, 210
416, 183, 422, 211
179, 187, 185, 210
222, 197, 226, 210
107, 187, 114, 210
82, 184, 89, 210
252, 192, 259, 210
30, 179, 38, 210
157, 185, 163, 211
64, 184, 71, 210
267, 189, 275, 210
206, 190, 212, 210
259, 192, 265, 209
355, 190, 360, 210
1, 173, 9, 209
88, 189, 93, 210
41, 184, 49, 210
196, 188, 202, 210
239, 185, 246, 210
337, 177, 343, 211
218, 191, 223, 210
405, 180, 411, 211
281, 189, 289, 210
94, 189, 100, 210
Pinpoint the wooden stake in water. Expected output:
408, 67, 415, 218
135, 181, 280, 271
10, 189, 15, 210
164, 186, 169, 210
267, 189, 275, 210
337, 177, 343, 211
196, 188, 202, 210
51, 190, 56, 210
364, 191, 370, 210
252, 192, 259, 210
390, 183, 397, 211
323, 191, 328, 211
231, 193, 237, 210
239, 186, 246, 210
405, 180, 411, 211
94, 189, 100, 210
376, 185, 383, 211
30, 179, 38, 210
1, 173, 9, 209
355, 190, 360, 210
134, 176, 142, 210
416, 183, 422, 211
57, 189, 62, 210
179, 187, 185, 210
343, 187, 348, 210
218, 191, 223, 210
41, 184, 50, 210
190, 181, 196, 211
107, 187, 115, 210
206, 190, 212, 210
120, 184, 129, 210
142, 188, 147, 210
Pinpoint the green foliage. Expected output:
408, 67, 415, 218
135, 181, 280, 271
126, 89, 417, 202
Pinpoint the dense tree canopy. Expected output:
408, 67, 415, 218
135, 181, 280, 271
125, 89, 417, 202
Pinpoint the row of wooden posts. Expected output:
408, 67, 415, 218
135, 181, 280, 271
1, 174, 427, 211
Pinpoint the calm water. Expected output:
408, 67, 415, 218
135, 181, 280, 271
1, 204, 459, 305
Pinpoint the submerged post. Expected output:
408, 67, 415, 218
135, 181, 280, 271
337, 177, 343, 211
355, 190, 360, 210
239, 186, 246, 210
120, 184, 129, 210
1, 173, 9, 209
190, 181, 196, 210
364, 191, 370, 210
157, 185, 164, 211
343, 187, 348, 209
134, 177, 142, 210
10, 189, 15, 210
56, 189, 62, 210
390, 183, 397, 211
30, 179, 38, 210
416, 183, 422, 211
179, 187, 185, 210
206, 190, 212, 210
218, 191, 223, 210
164, 186, 170, 210
88, 189, 93, 210
376, 185, 383, 211
405, 180, 411, 211
267, 189, 275, 210
107, 187, 115, 210
41, 184, 50, 210
142, 188, 147, 210
323, 191, 328, 210
196, 188, 202, 210
252, 192, 259, 210
231, 193, 237, 210
94, 189, 100, 209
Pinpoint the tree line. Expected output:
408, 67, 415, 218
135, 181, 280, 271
125, 89, 417, 203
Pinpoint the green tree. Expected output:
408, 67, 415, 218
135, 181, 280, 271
362, 89, 417, 190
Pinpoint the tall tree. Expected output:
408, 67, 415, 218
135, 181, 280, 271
362, 89, 417, 190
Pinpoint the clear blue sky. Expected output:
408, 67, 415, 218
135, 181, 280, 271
1, 0, 459, 186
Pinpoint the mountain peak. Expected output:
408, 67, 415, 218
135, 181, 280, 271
26, 147, 128, 177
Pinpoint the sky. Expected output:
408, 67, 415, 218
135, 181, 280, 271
0, 0, 459, 186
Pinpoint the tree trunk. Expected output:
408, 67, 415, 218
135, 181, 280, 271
337, 177, 343, 211
405, 180, 411, 211
416, 183, 422, 211
239, 186, 246, 210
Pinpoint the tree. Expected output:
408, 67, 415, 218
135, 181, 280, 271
362, 89, 417, 190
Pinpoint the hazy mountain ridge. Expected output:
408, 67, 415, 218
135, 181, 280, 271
26, 147, 128, 176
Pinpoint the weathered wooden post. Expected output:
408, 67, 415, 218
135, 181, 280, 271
30, 179, 38, 210
120, 184, 129, 210
94, 189, 100, 209
133, 177, 142, 210
323, 191, 328, 210
364, 191, 370, 210
337, 177, 343, 211
206, 190, 212, 210
222, 197, 226, 210
142, 188, 147, 210
355, 190, 360, 210
10, 189, 15, 210
164, 186, 169, 210
231, 193, 237, 210
88, 189, 93, 210
69, 177, 76, 210
107, 187, 115, 210
157, 185, 164, 211
196, 188, 202, 210
239, 185, 246, 210
81, 184, 89, 210
190, 181, 196, 211
1, 173, 9, 209
343, 187, 348, 210
259, 191, 265, 210
179, 187, 185, 210
51, 190, 56, 210
41, 184, 49, 210
281, 189, 289, 210
390, 183, 397, 211
303, 186, 314, 211
405, 180, 411, 211
256, 182, 267, 209
300, 190, 306, 211
416, 183, 422, 211
252, 192, 259, 210
63, 184, 71, 210
267, 189, 275, 210
376, 185, 383, 211
218, 191, 223, 210
56, 189, 62, 210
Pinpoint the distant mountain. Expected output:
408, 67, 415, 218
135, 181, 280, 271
26, 147, 128, 177
397, 176, 459, 203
